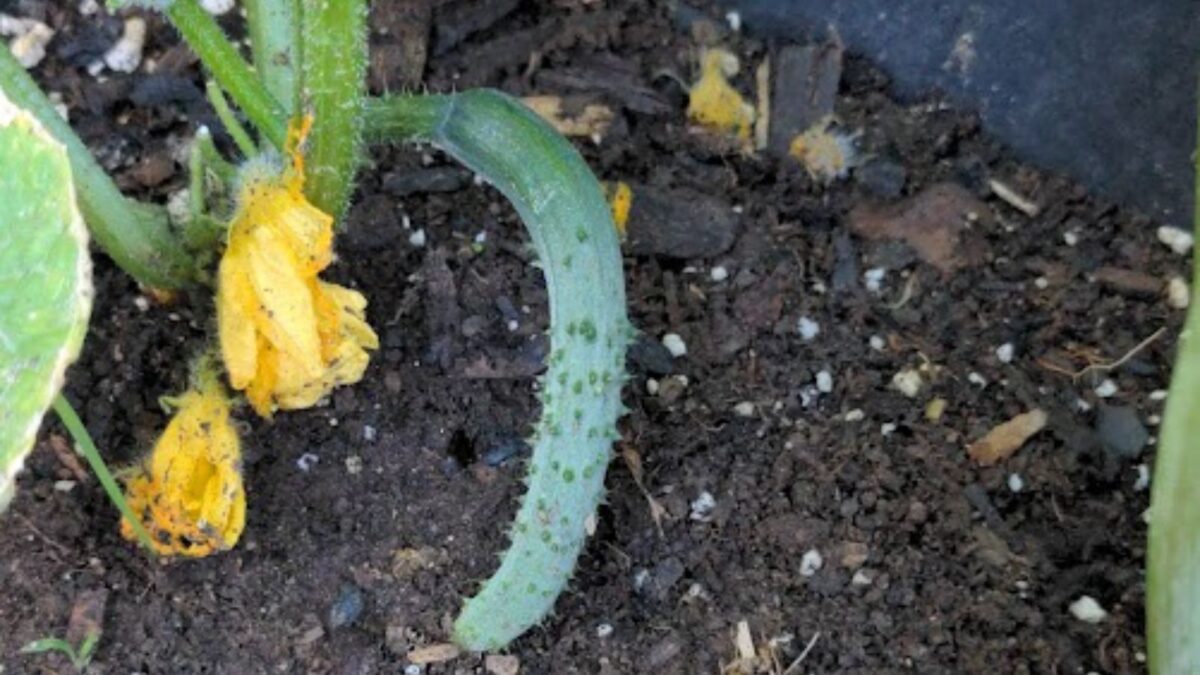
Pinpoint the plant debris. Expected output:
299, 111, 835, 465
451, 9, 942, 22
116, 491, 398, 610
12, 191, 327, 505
967, 409, 1048, 466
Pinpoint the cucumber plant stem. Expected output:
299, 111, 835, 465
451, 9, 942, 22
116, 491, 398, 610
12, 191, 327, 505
298, 0, 367, 219
245, 0, 301, 116
165, 0, 287, 149
0, 47, 194, 289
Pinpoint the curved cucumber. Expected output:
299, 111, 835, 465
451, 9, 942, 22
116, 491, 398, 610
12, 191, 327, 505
370, 90, 630, 650
0, 92, 93, 511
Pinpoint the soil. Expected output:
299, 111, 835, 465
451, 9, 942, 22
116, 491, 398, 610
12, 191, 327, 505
0, 1, 1182, 673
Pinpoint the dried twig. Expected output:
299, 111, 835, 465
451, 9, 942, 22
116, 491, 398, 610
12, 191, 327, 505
988, 178, 1040, 217
781, 632, 821, 675
1037, 327, 1167, 381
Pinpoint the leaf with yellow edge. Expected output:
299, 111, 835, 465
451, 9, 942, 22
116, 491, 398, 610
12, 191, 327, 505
0, 91, 92, 512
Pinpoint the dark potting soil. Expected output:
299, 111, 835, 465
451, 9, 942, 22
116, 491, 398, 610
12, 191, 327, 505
0, 1, 1180, 673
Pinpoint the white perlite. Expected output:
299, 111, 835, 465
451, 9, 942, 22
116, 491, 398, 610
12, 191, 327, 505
408, 228, 427, 247
815, 370, 833, 393
1094, 379, 1119, 398
1167, 275, 1190, 309
1, 14, 54, 68
799, 549, 823, 577
892, 369, 923, 398
104, 17, 147, 74
296, 453, 319, 472
200, 0, 236, 15
797, 316, 820, 341
1068, 596, 1108, 624
995, 342, 1015, 364
733, 401, 756, 418
1007, 473, 1024, 493
662, 333, 688, 358
1133, 464, 1150, 492
689, 491, 716, 521
869, 335, 885, 351
1157, 225, 1195, 255
710, 266, 729, 282
864, 268, 886, 293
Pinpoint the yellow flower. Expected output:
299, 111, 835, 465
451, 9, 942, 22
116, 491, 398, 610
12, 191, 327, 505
218, 118, 378, 417
121, 375, 245, 557
687, 48, 756, 140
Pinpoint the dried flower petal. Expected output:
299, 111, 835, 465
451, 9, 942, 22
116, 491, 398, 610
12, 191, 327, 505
121, 375, 245, 557
217, 119, 378, 416
687, 48, 755, 140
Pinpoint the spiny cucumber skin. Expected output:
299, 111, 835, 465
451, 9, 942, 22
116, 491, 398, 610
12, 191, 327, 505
430, 90, 630, 651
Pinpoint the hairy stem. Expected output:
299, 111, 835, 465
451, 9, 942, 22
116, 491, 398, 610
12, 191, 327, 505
205, 81, 258, 157
299, 0, 366, 219
367, 91, 630, 651
0, 47, 194, 288
165, 0, 287, 149
245, 0, 301, 116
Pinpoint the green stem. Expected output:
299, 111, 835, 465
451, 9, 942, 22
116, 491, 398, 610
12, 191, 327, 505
367, 92, 631, 651
0, 48, 195, 289
196, 127, 237, 185
1147, 80, 1200, 675
52, 395, 155, 553
245, 0, 301, 116
205, 80, 258, 158
364, 96, 455, 143
165, 0, 287, 149
181, 128, 226, 254
299, 0, 367, 219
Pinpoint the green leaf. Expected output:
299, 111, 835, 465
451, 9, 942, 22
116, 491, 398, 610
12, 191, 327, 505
20, 637, 78, 657
0, 92, 92, 512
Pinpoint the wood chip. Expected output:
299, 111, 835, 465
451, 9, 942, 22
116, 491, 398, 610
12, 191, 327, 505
65, 589, 107, 647
621, 444, 667, 537
408, 643, 461, 664
988, 178, 1040, 217
848, 182, 991, 275
735, 620, 755, 660
523, 95, 613, 139
967, 409, 1048, 465
47, 433, 87, 482
485, 654, 520, 675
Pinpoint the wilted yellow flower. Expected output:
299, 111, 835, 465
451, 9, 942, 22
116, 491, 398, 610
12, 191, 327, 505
218, 118, 378, 417
603, 181, 633, 238
788, 117, 857, 183
121, 374, 245, 557
687, 48, 755, 140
